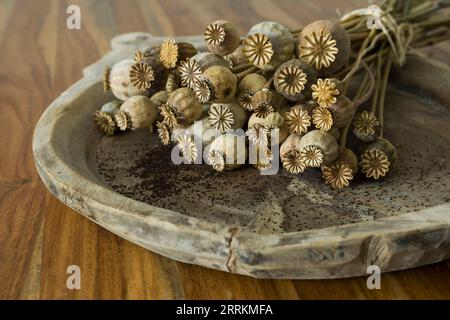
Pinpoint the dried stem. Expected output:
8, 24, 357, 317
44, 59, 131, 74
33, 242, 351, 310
342, 29, 382, 84
263, 75, 274, 89
235, 66, 259, 80
371, 47, 385, 113
339, 61, 375, 149
231, 63, 254, 73
377, 56, 393, 137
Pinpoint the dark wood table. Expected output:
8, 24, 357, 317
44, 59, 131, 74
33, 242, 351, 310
0, 0, 449, 299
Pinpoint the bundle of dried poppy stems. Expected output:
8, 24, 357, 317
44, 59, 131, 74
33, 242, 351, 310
95, 0, 450, 189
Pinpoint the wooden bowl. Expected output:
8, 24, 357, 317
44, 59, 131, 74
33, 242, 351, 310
33, 33, 450, 279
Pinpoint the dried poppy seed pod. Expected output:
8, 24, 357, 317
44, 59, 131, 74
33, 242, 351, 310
139, 45, 162, 60
150, 90, 168, 106
280, 134, 302, 158
206, 133, 247, 171
248, 111, 282, 130
312, 106, 334, 131
244, 21, 295, 70
203, 66, 237, 102
337, 147, 359, 175
184, 117, 217, 148
298, 130, 339, 166
205, 20, 240, 56
364, 138, 398, 166
248, 112, 289, 145
238, 73, 267, 94
274, 59, 318, 101
108, 59, 148, 101
165, 71, 180, 95
178, 59, 203, 89
191, 52, 229, 70
225, 45, 248, 67
160, 40, 198, 69
321, 160, 354, 189
353, 110, 382, 142
193, 78, 214, 103
292, 100, 317, 116
284, 105, 312, 135
251, 89, 285, 116
359, 138, 397, 180
119, 95, 158, 130
328, 96, 354, 128
176, 42, 198, 63
167, 88, 203, 125
209, 101, 248, 133
94, 111, 116, 136
297, 20, 350, 75
100, 100, 121, 115
136, 48, 169, 94
280, 134, 306, 174
311, 78, 343, 107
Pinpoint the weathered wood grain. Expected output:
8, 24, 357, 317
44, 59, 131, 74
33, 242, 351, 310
0, 0, 449, 299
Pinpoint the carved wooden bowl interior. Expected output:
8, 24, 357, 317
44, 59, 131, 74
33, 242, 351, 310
33, 33, 450, 279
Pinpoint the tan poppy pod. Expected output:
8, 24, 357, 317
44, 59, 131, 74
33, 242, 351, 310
167, 88, 203, 125
206, 133, 247, 171
364, 138, 398, 166
280, 133, 303, 158
248, 111, 282, 129
205, 20, 240, 56
150, 90, 168, 106
203, 66, 237, 103
245, 21, 295, 71
209, 101, 248, 133
274, 59, 318, 102
329, 96, 354, 128
175, 42, 199, 64
225, 45, 248, 67
298, 130, 339, 165
279, 134, 307, 174
100, 100, 121, 115
136, 50, 169, 94
311, 78, 343, 107
120, 95, 158, 130
191, 52, 229, 70
297, 20, 350, 75
108, 59, 148, 101
238, 73, 267, 94
248, 112, 289, 145
139, 45, 162, 60
251, 89, 285, 114
160, 40, 198, 69
165, 71, 180, 95
359, 140, 393, 180
184, 117, 217, 148
353, 110, 382, 142
292, 100, 317, 116
337, 147, 359, 175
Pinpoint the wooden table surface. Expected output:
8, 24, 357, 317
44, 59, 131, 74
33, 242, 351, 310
0, 0, 449, 300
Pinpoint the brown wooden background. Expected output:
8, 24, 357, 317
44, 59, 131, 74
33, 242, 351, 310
0, 0, 449, 299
